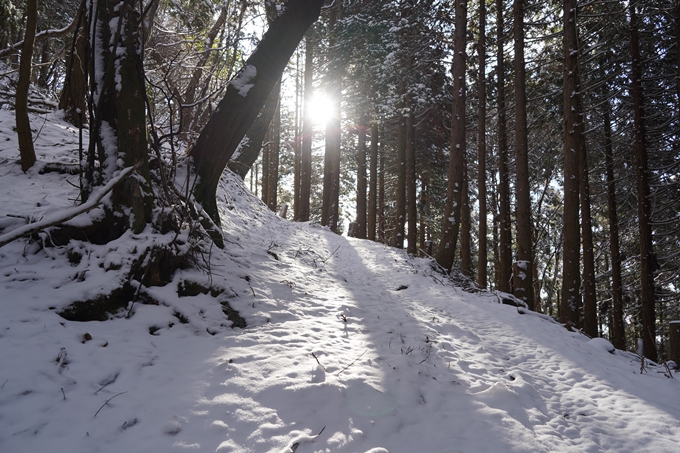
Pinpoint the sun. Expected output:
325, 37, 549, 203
307, 93, 334, 126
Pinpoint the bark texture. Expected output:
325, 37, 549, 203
561, 0, 582, 327
436, 0, 467, 271
630, 7, 658, 362
16, 0, 38, 172
513, 0, 535, 309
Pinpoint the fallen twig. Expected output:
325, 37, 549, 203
94, 391, 128, 417
320, 245, 341, 263
337, 349, 367, 376
311, 352, 326, 372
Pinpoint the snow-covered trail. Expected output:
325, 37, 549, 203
169, 203, 680, 453
1, 143, 679, 453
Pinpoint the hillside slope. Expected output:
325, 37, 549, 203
1, 110, 679, 452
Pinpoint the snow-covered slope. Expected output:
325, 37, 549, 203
1, 110, 679, 453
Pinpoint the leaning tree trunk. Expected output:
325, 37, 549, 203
189, 0, 325, 224
227, 84, 280, 178
16, 0, 38, 172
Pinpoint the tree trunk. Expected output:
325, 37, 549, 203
513, 0, 534, 309
630, 6, 658, 362
604, 103, 625, 349
496, 0, 512, 291
293, 49, 302, 221
477, 0, 488, 288
669, 321, 680, 367
436, 0, 467, 271
81, 0, 152, 236
59, 3, 87, 128
16, 0, 38, 172
321, 2, 342, 232
580, 127, 597, 337
262, 127, 270, 205
395, 99, 406, 249
356, 114, 368, 239
406, 101, 418, 255
189, 0, 325, 224
378, 140, 385, 243
266, 83, 281, 212
461, 165, 473, 277
419, 169, 429, 256
299, 31, 314, 222
368, 121, 378, 240
560, 0, 582, 327
324, 82, 342, 231
227, 83, 280, 178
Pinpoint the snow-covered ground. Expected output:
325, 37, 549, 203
1, 109, 679, 452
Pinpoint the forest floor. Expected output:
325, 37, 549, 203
1, 109, 680, 452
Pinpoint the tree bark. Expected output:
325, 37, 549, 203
227, 85, 280, 178
513, 0, 534, 309
477, 0, 488, 288
59, 2, 87, 128
299, 31, 314, 222
16, 0, 38, 172
461, 165, 473, 277
630, 6, 658, 362
321, 1, 342, 232
496, 0, 512, 291
580, 126, 597, 337
356, 114, 368, 239
436, 0, 467, 271
293, 49, 302, 221
368, 121, 378, 240
604, 103, 625, 349
561, 0, 582, 327
406, 99, 418, 255
266, 82, 281, 212
189, 0, 325, 224
378, 139, 385, 243
395, 98, 406, 249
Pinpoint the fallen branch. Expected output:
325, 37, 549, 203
0, 166, 137, 248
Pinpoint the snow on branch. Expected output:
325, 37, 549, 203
0, 14, 80, 58
0, 166, 137, 248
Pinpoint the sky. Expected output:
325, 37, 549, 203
1, 107, 680, 453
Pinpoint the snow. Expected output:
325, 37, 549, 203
1, 109, 680, 452
230, 65, 257, 97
